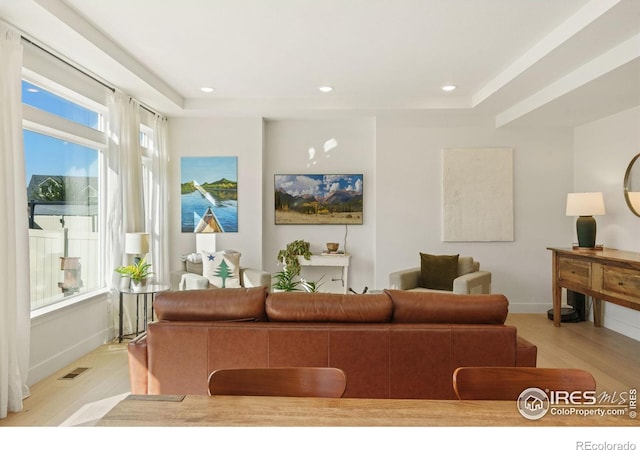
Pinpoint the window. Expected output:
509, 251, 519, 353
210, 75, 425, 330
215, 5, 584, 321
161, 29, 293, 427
22, 80, 101, 130
22, 76, 107, 312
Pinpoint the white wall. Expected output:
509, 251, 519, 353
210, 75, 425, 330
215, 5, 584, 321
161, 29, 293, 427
573, 106, 640, 340
28, 292, 110, 385
263, 118, 376, 293
375, 119, 574, 312
168, 117, 265, 271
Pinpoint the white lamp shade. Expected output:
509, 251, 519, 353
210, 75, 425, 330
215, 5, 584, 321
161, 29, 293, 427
125, 232, 150, 255
566, 192, 605, 216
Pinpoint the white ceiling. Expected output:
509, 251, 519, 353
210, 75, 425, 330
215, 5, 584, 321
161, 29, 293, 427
0, 0, 639, 126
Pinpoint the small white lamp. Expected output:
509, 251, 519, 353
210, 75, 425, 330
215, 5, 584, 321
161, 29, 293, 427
566, 192, 605, 248
125, 232, 150, 263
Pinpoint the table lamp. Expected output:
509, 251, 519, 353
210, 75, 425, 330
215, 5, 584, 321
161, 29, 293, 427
566, 192, 605, 248
125, 232, 150, 264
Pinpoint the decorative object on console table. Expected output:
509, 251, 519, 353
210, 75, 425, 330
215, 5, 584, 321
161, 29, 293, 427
565, 192, 605, 248
326, 242, 339, 253
277, 240, 311, 276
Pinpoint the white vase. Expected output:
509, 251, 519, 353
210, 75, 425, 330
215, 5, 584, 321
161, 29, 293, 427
131, 279, 147, 292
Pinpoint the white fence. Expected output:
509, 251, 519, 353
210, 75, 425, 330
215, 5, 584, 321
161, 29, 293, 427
29, 227, 100, 310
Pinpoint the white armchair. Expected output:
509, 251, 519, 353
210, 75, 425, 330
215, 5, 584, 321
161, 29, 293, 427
389, 256, 491, 294
170, 254, 271, 291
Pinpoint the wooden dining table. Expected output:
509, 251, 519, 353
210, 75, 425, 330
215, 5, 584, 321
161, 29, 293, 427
96, 394, 636, 427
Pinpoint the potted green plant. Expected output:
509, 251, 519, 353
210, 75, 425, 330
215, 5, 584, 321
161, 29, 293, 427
276, 239, 312, 277
300, 274, 325, 293
115, 257, 154, 292
272, 240, 312, 292
271, 264, 301, 292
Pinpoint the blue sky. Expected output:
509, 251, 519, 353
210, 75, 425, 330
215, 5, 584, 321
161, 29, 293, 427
180, 157, 238, 184
22, 80, 99, 185
24, 130, 99, 184
275, 174, 363, 199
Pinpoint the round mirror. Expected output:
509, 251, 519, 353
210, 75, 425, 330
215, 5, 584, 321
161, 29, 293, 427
624, 153, 640, 217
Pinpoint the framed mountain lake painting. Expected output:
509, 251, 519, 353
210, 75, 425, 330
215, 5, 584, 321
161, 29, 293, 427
274, 174, 363, 225
181, 157, 238, 233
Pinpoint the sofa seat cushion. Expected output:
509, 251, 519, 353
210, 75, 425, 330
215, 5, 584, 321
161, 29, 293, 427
154, 286, 267, 321
385, 289, 508, 324
266, 292, 393, 322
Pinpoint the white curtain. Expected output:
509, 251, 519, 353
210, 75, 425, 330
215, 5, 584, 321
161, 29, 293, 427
147, 115, 170, 285
0, 23, 30, 419
105, 92, 145, 335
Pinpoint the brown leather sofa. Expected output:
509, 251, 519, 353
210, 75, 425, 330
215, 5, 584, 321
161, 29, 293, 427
128, 287, 537, 399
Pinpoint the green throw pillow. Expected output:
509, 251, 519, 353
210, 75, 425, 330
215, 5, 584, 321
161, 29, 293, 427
419, 253, 459, 291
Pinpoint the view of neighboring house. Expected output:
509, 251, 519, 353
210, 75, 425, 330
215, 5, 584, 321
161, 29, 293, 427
27, 175, 98, 231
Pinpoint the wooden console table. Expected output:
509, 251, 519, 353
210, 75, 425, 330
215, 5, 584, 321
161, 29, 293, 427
298, 253, 351, 294
548, 247, 640, 327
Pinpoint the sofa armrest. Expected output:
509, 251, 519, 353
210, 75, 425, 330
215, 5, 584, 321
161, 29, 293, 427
241, 267, 271, 291
170, 270, 185, 291
453, 271, 492, 294
389, 268, 421, 290
128, 333, 149, 394
516, 335, 537, 367
170, 271, 210, 291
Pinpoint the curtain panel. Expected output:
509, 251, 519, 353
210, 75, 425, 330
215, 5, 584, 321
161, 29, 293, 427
105, 92, 145, 334
0, 22, 31, 419
148, 115, 169, 285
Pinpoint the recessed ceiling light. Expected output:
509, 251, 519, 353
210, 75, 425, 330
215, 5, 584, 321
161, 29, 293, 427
318, 86, 333, 93
441, 85, 456, 92
200, 87, 215, 93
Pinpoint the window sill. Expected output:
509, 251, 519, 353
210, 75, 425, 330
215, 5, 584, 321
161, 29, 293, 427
30, 287, 111, 320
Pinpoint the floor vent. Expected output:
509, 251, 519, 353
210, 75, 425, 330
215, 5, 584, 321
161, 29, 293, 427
59, 367, 89, 380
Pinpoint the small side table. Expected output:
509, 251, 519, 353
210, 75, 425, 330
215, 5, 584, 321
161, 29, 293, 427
118, 284, 169, 343
297, 253, 351, 294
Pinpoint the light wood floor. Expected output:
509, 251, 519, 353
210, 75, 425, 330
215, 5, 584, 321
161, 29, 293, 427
2, 313, 639, 426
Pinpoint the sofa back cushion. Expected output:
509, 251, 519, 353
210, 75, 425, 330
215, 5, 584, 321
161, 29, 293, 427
266, 292, 393, 322
385, 289, 508, 324
154, 287, 267, 321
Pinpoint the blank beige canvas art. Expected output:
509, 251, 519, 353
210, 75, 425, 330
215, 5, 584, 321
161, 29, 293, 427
442, 148, 514, 242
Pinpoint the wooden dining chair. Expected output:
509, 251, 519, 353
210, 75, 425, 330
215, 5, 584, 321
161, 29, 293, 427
452, 366, 596, 400
207, 367, 347, 398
